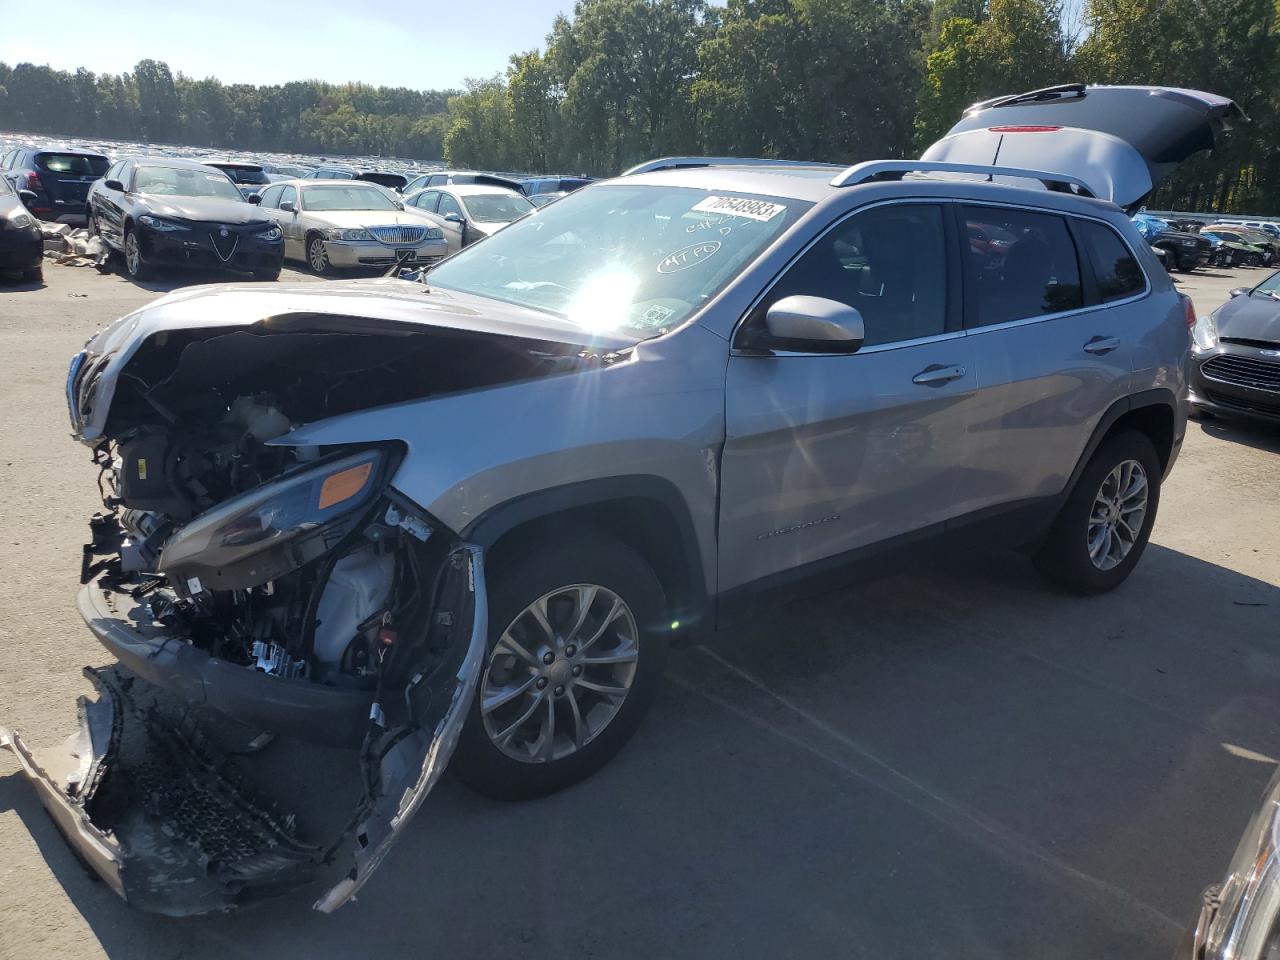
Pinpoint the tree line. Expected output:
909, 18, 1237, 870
1, 0, 1278, 212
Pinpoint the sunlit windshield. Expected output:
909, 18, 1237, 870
303, 184, 398, 211
1251, 271, 1280, 297
426, 184, 810, 336
463, 192, 534, 223
134, 166, 244, 201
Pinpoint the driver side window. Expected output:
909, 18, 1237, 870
437, 193, 462, 219
757, 204, 948, 347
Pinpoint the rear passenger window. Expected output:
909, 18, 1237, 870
763, 204, 948, 347
963, 207, 1082, 326
1074, 219, 1144, 302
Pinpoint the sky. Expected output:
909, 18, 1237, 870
0, 0, 578, 91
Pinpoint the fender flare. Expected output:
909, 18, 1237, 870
1064, 387, 1180, 495
461, 475, 712, 639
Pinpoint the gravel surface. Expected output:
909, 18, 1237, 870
0, 259, 1277, 960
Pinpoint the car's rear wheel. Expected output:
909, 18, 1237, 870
123, 227, 154, 280
306, 234, 330, 275
451, 532, 668, 800
1034, 430, 1161, 594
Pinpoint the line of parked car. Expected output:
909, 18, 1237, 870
1132, 210, 1280, 272
0, 138, 593, 282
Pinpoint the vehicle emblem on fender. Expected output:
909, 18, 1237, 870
219, 228, 229, 238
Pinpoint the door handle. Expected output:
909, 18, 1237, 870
1084, 336, 1121, 355
912, 364, 967, 386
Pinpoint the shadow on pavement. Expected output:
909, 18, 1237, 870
5, 543, 1278, 960
1195, 415, 1280, 454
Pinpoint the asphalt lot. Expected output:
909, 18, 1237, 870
0, 257, 1278, 960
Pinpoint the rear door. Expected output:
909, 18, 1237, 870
952, 205, 1140, 514
922, 85, 1241, 212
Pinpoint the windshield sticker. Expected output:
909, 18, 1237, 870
691, 196, 786, 222
658, 241, 721, 273
636, 303, 676, 328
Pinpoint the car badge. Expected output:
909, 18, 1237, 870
219, 228, 229, 238
1262, 349, 1280, 357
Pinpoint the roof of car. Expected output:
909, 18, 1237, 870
129, 155, 236, 172
441, 183, 529, 198
201, 159, 264, 170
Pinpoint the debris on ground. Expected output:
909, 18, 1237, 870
40, 224, 109, 268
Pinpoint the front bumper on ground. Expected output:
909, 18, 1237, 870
79, 576, 373, 746
2, 543, 487, 916
141, 225, 284, 274
322, 238, 447, 268
1188, 346, 1280, 423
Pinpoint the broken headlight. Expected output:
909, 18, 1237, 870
158, 448, 390, 587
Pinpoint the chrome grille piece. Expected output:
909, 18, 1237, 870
369, 225, 426, 245
1202, 354, 1280, 393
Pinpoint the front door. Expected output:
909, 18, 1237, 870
719, 202, 976, 593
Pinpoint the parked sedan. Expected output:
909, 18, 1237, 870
0, 175, 43, 282
402, 184, 535, 253
256, 180, 446, 274
0, 145, 111, 225
1188, 268, 1280, 422
87, 157, 284, 281
1201, 230, 1264, 267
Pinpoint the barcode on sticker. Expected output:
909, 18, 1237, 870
691, 196, 786, 222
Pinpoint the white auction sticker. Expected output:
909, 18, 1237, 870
691, 196, 786, 222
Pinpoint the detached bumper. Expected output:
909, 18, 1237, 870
322, 238, 447, 268
80, 577, 373, 746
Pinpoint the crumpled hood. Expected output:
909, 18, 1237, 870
138, 195, 273, 226
1214, 294, 1280, 343
73, 277, 637, 442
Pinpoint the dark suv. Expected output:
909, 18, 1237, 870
0, 145, 111, 224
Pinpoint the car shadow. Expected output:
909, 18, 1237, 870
0, 276, 46, 291
6, 543, 1278, 959
1196, 415, 1280, 453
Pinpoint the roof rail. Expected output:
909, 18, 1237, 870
830, 160, 1097, 197
623, 156, 841, 176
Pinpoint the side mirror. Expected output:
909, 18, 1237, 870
279, 200, 296, 213
762, 296, 865, 353
247, 193, 262, 205
394, 200, 404, 210
17, 189, 38, 207
103, 179, 124, 192
1229, 286, 1251, 298
444, 213, 464, 224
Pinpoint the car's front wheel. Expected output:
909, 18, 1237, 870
123, 227, 154, 280
1034, 430, 1161, 594
451, 532, 668, 800
306, 234, 330, 275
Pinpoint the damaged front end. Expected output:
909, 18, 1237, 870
0, 290, 613, 913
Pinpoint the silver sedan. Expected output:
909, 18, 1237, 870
257, 180, 447, 274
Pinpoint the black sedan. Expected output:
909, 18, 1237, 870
0, 176, 43, 282
87, 157, 284, 281
1188, 269, 1280, 422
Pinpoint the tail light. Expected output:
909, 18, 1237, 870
24, 171, 42, 191
1181, 294, 1196, 328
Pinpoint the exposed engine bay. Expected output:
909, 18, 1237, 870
2, 301, 614, 915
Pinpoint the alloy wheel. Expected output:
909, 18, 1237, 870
480, 584, 639, 763
125, 233, 140, 275
1087, 459, 1149, 571
308, 238, 328, 273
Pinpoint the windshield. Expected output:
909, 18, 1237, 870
133, 166, 244, 201
463, 192, 534, 223
302, 184, 398, 211
1250, 271, 1280, 298
427, 184, 810, 337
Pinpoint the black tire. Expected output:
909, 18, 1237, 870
305, 234, 330, 275
253, 267, 282, 282
1034, 430, 1162, 594
451, 531, 668, 800
22, 266, 42, 283
123, 227, 154, 280
1176, 257, 1195, 273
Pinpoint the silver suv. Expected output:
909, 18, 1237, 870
4, 84, 1239, 915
